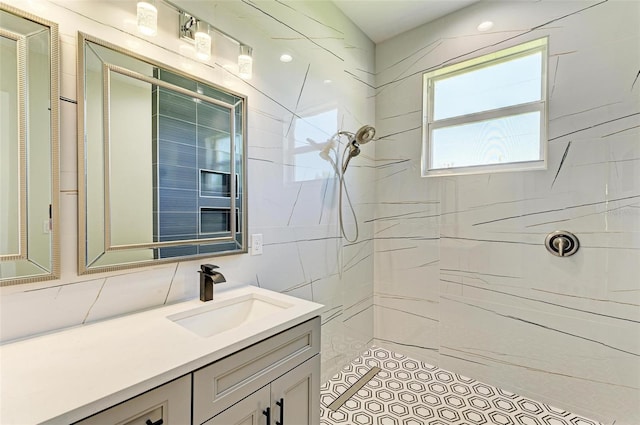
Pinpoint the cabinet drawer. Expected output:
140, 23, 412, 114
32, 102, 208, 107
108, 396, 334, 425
74, 375, 191, 425
193, 317, 320, 424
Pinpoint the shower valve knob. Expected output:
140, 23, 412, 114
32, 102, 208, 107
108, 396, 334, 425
545, 231, 579, 257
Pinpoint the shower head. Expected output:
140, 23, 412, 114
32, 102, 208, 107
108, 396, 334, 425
339, 124, 376, 174
338, 125, 376, 146
354, 125, 376, 145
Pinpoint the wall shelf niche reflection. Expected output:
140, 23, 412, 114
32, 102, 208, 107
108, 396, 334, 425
200, 170, 239, 198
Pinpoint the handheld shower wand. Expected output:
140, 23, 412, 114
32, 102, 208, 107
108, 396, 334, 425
317, 125, 376, 242
320, 125, 376, 242
342, 144, 360, 174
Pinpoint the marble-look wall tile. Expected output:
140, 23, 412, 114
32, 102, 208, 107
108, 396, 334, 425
83, 265, 177, 323
0, 0, 375, 380
0, 279, 104, 342
440, 294, 638, 422
374, 1, 639, 424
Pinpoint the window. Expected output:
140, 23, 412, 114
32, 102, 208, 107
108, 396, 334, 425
422, 38, 548, 176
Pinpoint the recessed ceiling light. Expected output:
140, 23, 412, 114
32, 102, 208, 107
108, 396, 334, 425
477, 21, 494, 32
323, 79, 332, 84
280, 54, 293, 63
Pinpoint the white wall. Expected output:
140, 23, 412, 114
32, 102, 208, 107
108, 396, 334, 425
374, 1, 639, 424
0, 0, 375, 382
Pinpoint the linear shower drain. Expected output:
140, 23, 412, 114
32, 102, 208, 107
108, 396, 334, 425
327, 366, 381, 411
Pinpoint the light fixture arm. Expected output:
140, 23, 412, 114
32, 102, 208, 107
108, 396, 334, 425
179, 12, 200, 42
183, 15, 196, 32
141, 0, 252, 47
174, 7, 250, 49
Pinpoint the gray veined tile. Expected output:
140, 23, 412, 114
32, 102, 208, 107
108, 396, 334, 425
157, 188, 198, 212
158, 88, 197, 123
158, 163, 198, 190
158, 140, 197, 168
156, 68, 197, 92
158, 116, 197, 146
197, 103, 231, 133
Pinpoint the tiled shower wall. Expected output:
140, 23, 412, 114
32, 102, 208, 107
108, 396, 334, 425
0, 0, 375, 382
374, 1, 639, 424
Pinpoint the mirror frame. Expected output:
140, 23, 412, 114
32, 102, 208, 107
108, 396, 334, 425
0, 3, 59, 286
77, 32, 248, 275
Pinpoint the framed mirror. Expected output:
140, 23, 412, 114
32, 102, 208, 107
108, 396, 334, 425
78, 33, 247, 274
0, 4, 59, 286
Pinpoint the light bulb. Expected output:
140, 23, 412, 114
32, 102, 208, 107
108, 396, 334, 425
238, 45, 253, 79
477, 21, 494, 32
136, 1, 157, 36
194, 21, 211, 61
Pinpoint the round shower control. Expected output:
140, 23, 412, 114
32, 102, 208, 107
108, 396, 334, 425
545, 231, 579, 257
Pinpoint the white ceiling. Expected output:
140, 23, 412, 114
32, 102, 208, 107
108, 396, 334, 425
332, 0, 479, 43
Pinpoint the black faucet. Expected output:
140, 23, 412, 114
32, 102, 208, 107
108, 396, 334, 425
199, 264, 226, 302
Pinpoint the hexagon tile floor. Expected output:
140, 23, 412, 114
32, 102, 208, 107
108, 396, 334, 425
320, 346, 602, 425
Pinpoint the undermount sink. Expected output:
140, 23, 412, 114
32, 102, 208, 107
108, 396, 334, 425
168, 293, 294, 338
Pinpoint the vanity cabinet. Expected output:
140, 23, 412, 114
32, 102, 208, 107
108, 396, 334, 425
204, 355, 320, 425
205, 385, 270, 425
194, 317, 320, 424
74, 375, 191, 425
74, 317, 320, 425
268, 355, 320, 425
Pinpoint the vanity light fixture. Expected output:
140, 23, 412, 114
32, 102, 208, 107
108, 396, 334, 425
180, 13, 211, 61
194, 21, 211, 60
141, 4, 253, 74
136, 1, 158, 36
238, 44, 253, 79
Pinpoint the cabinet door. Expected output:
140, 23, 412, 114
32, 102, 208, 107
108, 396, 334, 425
203, 385, 270, 425
193, 317, 320, 424
74, 375, 191, 425
270, 355, 320, 425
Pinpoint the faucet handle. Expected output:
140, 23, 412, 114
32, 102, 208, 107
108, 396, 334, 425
200, 264, 219, 274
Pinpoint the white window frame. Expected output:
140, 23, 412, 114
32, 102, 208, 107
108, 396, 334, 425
422, 37, 548, 177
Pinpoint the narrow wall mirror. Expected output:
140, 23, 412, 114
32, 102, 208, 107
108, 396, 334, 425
78, 33, 247, 274
0, 4, 59, 286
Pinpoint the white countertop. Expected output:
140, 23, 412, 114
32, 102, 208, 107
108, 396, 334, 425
0, 284, 323, 424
